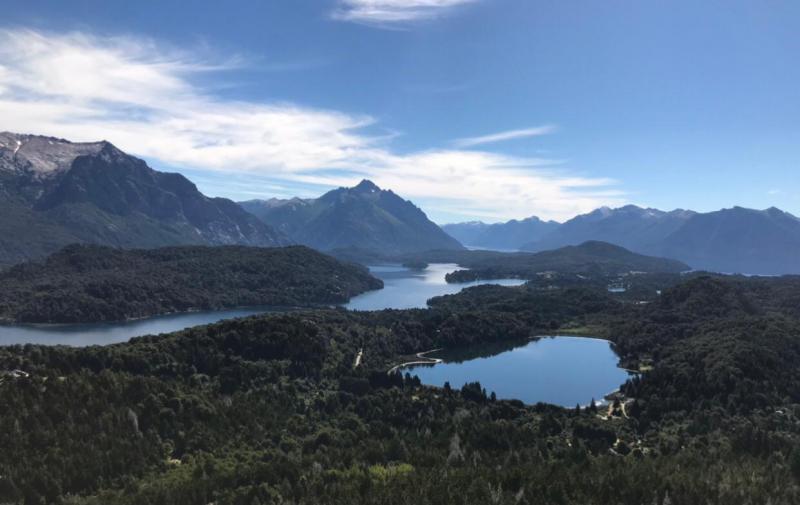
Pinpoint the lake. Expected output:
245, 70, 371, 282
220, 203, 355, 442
344, 263, 524, 311
0, 307, 274, 347
403, 336, 631, 407
0, 263, 524, 346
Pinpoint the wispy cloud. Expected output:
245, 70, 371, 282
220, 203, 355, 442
454, 125, 558, 148
0, 28, 624, 221
332, 0, 478, 27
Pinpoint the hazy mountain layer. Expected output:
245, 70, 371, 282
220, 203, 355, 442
442, 217, 560, 250
521, 205, 800, 275
524, 205, 695, 253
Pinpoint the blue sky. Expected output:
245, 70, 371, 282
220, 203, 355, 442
0, 0, 798, 223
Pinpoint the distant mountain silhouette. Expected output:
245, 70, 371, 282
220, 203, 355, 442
522, 205, 800, 275
658, 207, 800, 275
442, 216, 560, 250
240, 180, 464, 255
524, 205, 695, 253
0, 132, 288, 268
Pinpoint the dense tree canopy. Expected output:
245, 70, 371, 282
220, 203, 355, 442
0, 244, 382, 323
2, 273, 800, 504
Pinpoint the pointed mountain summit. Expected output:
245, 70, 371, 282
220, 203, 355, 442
352, 179, 381, 193
240, 180, 464, 255
0, 132, 288, 268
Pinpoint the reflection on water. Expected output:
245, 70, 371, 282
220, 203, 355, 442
0, 263, 524, 346
405, 336, 631, 407
344, 263, 524, 311
0, 307, 276, 347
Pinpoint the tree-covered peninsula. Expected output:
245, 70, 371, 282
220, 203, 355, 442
2, 274, 800, 503
0, 245, 382, 323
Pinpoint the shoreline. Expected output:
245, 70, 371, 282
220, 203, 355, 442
0, 283, 385, 328
387, 335, 644, 409
386, 334, 616, 374
387, 348, 443, 374
0, 299, 353, 328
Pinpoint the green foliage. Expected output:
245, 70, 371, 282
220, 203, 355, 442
408, 240, 688, 281
0, 244, 382, 323
2, 274, 800, 503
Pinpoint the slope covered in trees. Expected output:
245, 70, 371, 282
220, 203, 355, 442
522, 204, 800, 275
2, 274, 800, 503
380, 240, 689, 282
0, 245, 382, 323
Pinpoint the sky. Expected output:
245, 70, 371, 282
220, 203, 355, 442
0, 0, 798, 223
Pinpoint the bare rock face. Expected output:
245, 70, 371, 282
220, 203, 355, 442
0, 132, 290, 268
0, 133, 106, 176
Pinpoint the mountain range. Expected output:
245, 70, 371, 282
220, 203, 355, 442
0, 132, 287, 268
3, 132, 799, 276
240, 180, 464, 255
442, 217, 559, 251
655, 206, 800, 275
449, 205, 800, 275
523, 205, 695, 253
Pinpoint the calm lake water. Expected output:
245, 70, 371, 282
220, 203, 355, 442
404, 336, 631, 407
0, 263, 523, 346
344, 263, 524, 311
0, 307, 274, 347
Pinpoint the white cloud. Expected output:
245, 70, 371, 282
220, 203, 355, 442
0, 28, 624, 222
454, 125, 558, 148
332, 0, 477, 26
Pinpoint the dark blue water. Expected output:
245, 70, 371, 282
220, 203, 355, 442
0, 263, 524, 346
404, 336, 631, 407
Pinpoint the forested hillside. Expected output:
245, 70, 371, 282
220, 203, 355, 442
2, 274, 800, 503
347, 240, 690, 282
522, 204, 800, 275
0, 245, 382, 323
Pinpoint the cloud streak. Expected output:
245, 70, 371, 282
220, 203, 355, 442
0, 28, 624, 222
332, 0, 478, 27
454, 125, 558, 148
